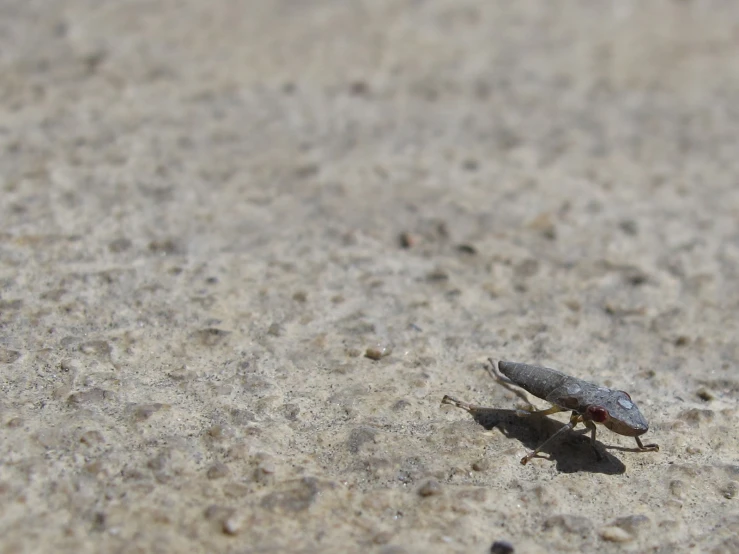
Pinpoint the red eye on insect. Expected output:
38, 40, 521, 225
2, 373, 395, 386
587, 405, 609, 423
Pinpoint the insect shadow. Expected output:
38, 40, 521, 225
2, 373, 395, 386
456, 405, 626, 475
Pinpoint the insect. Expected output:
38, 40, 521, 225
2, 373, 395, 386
442, 358, 659, 465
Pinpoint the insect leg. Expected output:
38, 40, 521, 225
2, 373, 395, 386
486, 358, 534, 408
583, 419, 604, 461
634, 436, 659, 452
440, 395, 477, 413
515, 405, 564, 418
521, 412, 583, 465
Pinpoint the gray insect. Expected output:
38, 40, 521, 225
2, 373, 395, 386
442, 359, 659, 465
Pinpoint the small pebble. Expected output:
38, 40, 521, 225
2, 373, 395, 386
514, 259, 540, 278
79, 340, 112, 357
52, 384, 72, 400
543, 514, 593, 536
148, 238, 180, 255
669, 480, 686, 499
0, 348, 21, 364
425, 269, 449, 282
679, 408, 714, 426
60, 358, 81, 373
721, 481, 738, 499
365, 345, 392, 360
222, 514, 244, 535
461, 158, 479, 171
613, 515, 650, 535
418, 480, 442, 497
80, 430, 105, 445
600, 526, 633, 543
207, 425, 227, 439
626, 270, 649, 286
674, 335, 689, 346
392, 399, 411, 411
108, 237, 132, 252
67, 388, 111, 406
527, 212, 557, 240
456, 244, 477, 255
348, 80, 370, 96
373, 531, 392, 545
256, 459, 276, 476
132, 403, 165, 421
252, 453, 277, 483
204, 504, 232, 521
472, 459, 490, 472
347, 426, 378, 454
399, 232, 416, 248
84, 460, 106, 476
294, 164, 319, 179
207, 463, 230, 480
92, 512, 107, 532
281, 403, 300, 421
194, 328, 230, 347
696, 388, 714, 402
619, 219, 639, 236
490, 540, 515, 554
260, 477, 320, 512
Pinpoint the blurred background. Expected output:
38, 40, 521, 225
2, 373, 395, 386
1, 1, 738, 552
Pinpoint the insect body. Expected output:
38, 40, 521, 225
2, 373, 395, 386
442, 359, 659, 465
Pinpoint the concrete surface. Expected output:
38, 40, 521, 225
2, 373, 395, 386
1, 1, 738, 552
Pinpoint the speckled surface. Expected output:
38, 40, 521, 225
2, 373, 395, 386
1, 1, 738, 553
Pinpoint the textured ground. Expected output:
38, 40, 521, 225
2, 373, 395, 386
1, 1, 738, 553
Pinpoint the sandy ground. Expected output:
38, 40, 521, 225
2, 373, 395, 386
1, 1, 738, 552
